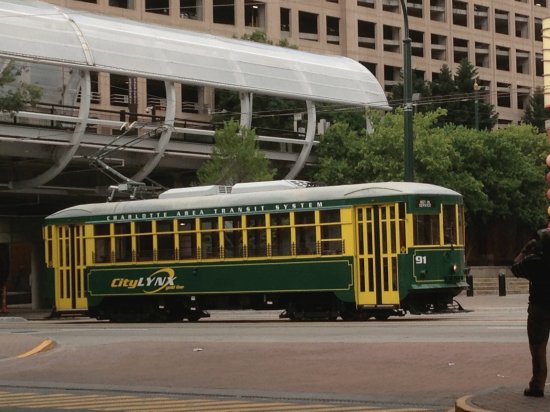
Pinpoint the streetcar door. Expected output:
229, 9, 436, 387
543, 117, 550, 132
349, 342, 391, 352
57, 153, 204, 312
54, 225, 88, 311
355, 205, 401, 306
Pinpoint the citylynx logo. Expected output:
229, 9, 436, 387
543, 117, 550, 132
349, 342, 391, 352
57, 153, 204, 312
110, 268, 182, 294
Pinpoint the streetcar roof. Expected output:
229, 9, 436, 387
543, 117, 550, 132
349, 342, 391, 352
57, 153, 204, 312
45, 182, 462, 224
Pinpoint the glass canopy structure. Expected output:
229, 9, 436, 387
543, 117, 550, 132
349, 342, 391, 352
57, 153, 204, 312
0, 0, 388, 200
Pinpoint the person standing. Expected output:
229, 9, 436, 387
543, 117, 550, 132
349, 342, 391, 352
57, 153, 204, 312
513, 229, 550, 397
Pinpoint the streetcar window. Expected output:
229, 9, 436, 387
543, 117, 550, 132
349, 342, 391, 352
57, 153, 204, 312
321, 224, 341, 239
270, 213, 291, 256
413, 214, 440, 245
201, 217, 220, 258
271, 227, 291, 256
157, 233, 175, 260
136, 235, 153, 261
248, 228, 267, 257
201, 232, 220, 258
223, 216, 242, 258
44, 226, 53, 267
320, 209, 344, 255
156, 220, 173, 233
178, 233, 197, 259
201, 217, 218, 230
135, 222, 153, 261
177, 218, 195, 231
458, 205, 465, 245
443, 204, 457, 245
94, 238, 110, 263
246, 214, 267, 257
295, 211, 315, 225
114, 222, 131, 234
94, 224, 111, 263
320, 209, 340, 223
115, 236, 132, 262
94, 224, 110, 236
246, 214, 265, 227
271, 213, 290, 226
296, 226, 316, 255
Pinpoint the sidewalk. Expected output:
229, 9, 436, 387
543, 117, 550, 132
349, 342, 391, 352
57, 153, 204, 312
455, 386, 550, 412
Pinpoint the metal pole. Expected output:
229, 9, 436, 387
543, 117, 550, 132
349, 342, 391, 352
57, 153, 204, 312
400, 0, 414, 182
474, 79, 480, 130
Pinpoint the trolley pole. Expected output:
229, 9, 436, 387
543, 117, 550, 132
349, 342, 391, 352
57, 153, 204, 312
400, 0, 414, 182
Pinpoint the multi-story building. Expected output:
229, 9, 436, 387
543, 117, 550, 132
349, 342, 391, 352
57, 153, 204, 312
44, 0, 550, 126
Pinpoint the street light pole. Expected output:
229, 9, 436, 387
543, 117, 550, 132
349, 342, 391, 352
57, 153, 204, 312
399, 0, 414, 182
473, 78, 480, 130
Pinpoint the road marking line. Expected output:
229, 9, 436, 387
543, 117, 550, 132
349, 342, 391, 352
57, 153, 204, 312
16, 339, 54, 358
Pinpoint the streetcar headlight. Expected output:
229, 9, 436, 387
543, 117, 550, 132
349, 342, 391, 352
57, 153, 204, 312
450, 263, 458, 274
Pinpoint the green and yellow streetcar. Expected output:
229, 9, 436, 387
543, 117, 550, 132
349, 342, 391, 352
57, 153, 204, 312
43, 180, 467, 321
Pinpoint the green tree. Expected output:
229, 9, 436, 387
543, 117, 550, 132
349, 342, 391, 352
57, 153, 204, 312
522, 87, 548, 134
315, 110, 546, 229
0, 61, 42, 112
389, 60, 498, 129
197, 120, 275, 185
445, 59, 497, 130
315, 122, 367, 184
314, 111, 548, 263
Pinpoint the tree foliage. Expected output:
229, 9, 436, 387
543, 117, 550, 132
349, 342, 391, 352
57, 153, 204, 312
522, 87, 548, 134
196, 121, 275, 185
314, 110, 547, 231
0, 61, 42, 112
390, 60, 497, 130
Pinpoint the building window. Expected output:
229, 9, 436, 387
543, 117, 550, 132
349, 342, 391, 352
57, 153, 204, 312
453, 38, 468, 63
326, 16, 340, 44
536, 53, 543, 76
496, 46, 510, 71
213, 0, 235, 25
431, 34, 447, 60
407, 0, 423, 18
182, 85, 201, 113
475, 42, 490, 68
515, 14, 529, 38
382, 0, 399, 13
383, 25, 400, 53
360, 61, 377, 77
358, 0, 375, 8
110, 74, 129, 107
410, 30, 424, 57
245, 1, 264, 28
497, 82, 511, 108
517, 86, 531, 111
146, 0, 169, 15
516, 50, 530, 74
180, 0, 203, 20
299, 11, 319, 41
358, 20, 376, 49
452, 0, 467, 27
430, 0, 445, 22
280, 7, 291, 33
76, 0, 97, 3
535, 18, 543, 42
109, 0, 134, 8
495, 9, 509, 35
473, 4, 488, 30
146, 79, 166, 111
384, 65, 401, 93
